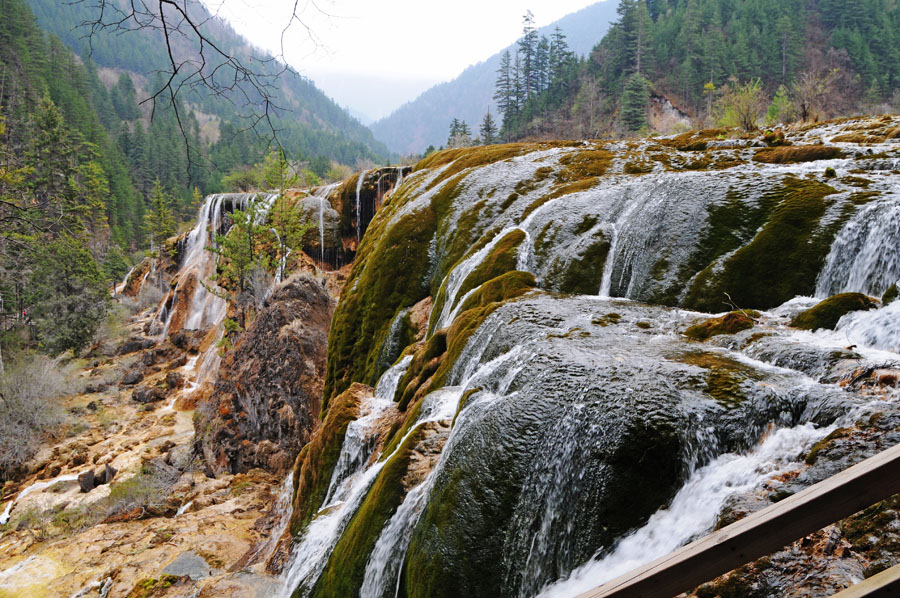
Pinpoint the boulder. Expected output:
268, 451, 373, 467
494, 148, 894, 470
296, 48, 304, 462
93, 465, 117, 485
77, 470, 95, 493
684, 311, 757, 340
121, 366, 145, 386
132, 385, 166, 404
791, 293, 880, 331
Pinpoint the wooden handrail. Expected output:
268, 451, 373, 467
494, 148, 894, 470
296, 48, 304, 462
576, 441, 900, 598
831, 563, 900, 597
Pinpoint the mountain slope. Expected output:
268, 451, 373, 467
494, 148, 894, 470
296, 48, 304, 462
370, 1, 619, 155
26, 0, 389, 164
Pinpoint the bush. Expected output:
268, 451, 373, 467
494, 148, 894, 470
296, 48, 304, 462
105, 464, 178, 518
0, 353, 71, 479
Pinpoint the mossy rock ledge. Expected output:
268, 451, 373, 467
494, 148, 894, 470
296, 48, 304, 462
790, 293, 880, 331
684, 311, 758, 341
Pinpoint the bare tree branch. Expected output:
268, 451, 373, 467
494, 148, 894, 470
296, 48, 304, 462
72, 0, 325, 170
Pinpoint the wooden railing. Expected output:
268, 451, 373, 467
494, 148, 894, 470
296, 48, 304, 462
577, 441, 900, 598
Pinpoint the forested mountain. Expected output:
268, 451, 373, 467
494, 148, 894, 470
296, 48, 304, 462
26, 0, 389, 167
495, 0, 900, 140
370, 2, 620, 155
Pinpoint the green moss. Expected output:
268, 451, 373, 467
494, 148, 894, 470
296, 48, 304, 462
592, 312, 622, 327
395, 331, 447, 411
455, 230, 526, 309
416, 143, 544, 191
556, 149, 614, 182
705, 369, 747, 409
791, 293, 880, 331
311, 426, 427, 598
636, 321, 652, 329
289, 386, 363, 535
883, 284, 898, 305
849, 191, 881, 205
753, 145, 843, 164
684, 312, 757, 340
457, 271, 536, 314
127, 575, 182, 598
841, 176, 874, 188
323, 179, 439, 406
453, 387, 483, 427
624, 159, 654, 174
685, 176, 845, 311
553, 230, 611, 295
804, 427, 851, 465
656, 187, 773, 306
574, 215, 599, 235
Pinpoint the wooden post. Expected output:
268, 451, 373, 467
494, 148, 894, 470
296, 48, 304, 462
577, 441, 900, 598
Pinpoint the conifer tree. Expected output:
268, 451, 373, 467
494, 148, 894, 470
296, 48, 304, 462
621, 72, 650, 133
144, 179, 176, 255
518, 11, 539, 99
479, 111, 498, 145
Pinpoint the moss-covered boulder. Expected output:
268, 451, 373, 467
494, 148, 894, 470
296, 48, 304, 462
883, 284, 898, 306
790, 293, 880, 331
684, 311, 757, 341
685, 176, 846, 311
310, 424, 432, 598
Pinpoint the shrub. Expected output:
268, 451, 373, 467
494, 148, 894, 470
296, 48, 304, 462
0, 353, 71, 479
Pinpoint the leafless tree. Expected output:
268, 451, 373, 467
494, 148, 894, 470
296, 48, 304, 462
74, 0, 327, 153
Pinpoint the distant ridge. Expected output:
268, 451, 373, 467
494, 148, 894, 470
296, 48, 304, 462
370, 1, 618, 155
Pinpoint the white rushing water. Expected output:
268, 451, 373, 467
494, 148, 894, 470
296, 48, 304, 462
0, 473, 81, 525
356, 170, 370, 243
277, 357, 411, 598
357, 347, 528, 598
536, 423, 832, 597
836, 299, 900, 353
817, 197, 900, 298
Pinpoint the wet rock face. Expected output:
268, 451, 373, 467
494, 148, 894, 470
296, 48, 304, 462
196, 275, 334, 476
401, 295, 849, 598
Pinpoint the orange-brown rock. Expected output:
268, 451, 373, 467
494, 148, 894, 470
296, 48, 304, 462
196, 275, 334, 476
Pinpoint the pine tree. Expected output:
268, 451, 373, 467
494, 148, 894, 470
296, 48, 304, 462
494, 50, 515, 127
518, 11, 539, 100
479, 111, 498, 145
144, 179, 176, 254
621, 72, 650, 133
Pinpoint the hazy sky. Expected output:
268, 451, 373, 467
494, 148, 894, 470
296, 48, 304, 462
202, 0, 603, 121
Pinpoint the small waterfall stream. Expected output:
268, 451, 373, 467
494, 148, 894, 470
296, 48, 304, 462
357, 170, 370, 243
816, 196, 900, 298
278, 357, 412, 598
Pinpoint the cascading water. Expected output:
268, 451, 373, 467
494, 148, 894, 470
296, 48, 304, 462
278, 356, 411, 598
356, 170, 370, 243
536, 422, 835, 597
816, 195, 900, 298
280, 121, 900, 597
0, 473, 81, 525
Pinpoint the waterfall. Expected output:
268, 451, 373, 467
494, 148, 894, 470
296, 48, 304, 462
836, 300, 900, 352
536, 422, 833, 597
278, 356, 412, 598
356, 348, 525, 598
816, 196, 900, 298
149, 193, 280, 337
357, 170, 369, 243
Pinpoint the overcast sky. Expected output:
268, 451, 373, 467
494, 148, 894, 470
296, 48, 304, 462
202, 0, 603, 121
